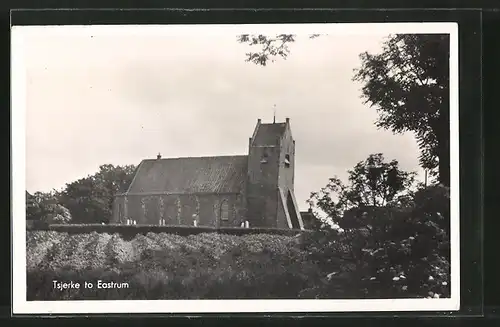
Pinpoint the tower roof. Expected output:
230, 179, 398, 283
252, 122, 287, 146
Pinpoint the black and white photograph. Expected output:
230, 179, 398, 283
12, 23, 459, 314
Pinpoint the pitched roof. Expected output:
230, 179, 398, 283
252, 123, 286, 146
126, 155, 248, 194
300, 210, 316, 220
300, 210, 321, 230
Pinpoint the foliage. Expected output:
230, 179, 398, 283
308, 153, 416, 224
26, 191, 72, 224
237, 34, 320, 66
301, 220, 449, 299
57, 164, 136, 224
305, 160, 450, 299
353, 34, 450, 186
47, 204, 72, 224
412, 184, 450, 235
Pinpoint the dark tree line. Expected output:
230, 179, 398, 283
26, 164, 136, 224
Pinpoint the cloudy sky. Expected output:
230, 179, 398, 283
17, 25, 424, 210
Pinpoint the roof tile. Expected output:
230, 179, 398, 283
127, 155, 248, 194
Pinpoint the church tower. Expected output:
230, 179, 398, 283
246, 118, 304, 229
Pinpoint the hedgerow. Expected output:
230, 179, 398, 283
26, 231, 317, 300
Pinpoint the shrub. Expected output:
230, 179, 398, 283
301, 184, 451, 299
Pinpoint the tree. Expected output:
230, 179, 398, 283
57, 176, 107, 224
26, 192, 41, 221
57, 164, 137, 224
304, 154, 450, 298
238, 33, 451, 186
353, 34, 450, 186
46, 204, 72, 224
26, 191, 72, 224
308, 153, 416, 228
93, 164, 137, 220
237, 34, 319, 66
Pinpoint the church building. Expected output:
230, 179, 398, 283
111, 118, 305, 229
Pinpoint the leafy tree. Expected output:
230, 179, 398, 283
304, 154, 450, 298
57, 176, 106, 224
26, 191, 72, 224
237, 34, 321, 66
353, 34, 450, 186
57, 164, 136, 224
308, 153, 416, 228
26, 191, 51, 221
411, 184, 450, 238
93, 164, 137, 220
26, 191, 40, 221
46, 204, 72, 224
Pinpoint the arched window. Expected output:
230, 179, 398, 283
117, 203, 122, 223
123, 197, 128, 222
220, 200, 229, 221
195, 196, 200, 217
175, 197, 182, 224
158, 196, 165, 225
140, 198, 146, 223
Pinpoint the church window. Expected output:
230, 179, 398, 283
158, 196, 165, 225
123, 197, 128, 222
220, 200, 229, 221
140, 198, 146, 221
117, 203, 122, 223
176, 197, 182, 224
284, 154, 291, 167
195, 196, 200, 217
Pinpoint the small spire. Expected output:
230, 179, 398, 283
157, 152, 161, 159
273, 104, 276, 124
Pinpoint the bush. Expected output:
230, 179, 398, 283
301, 184, 451, 299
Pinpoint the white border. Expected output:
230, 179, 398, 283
12, 23, 460, 314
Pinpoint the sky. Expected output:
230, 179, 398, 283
17, 25, 424, 210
